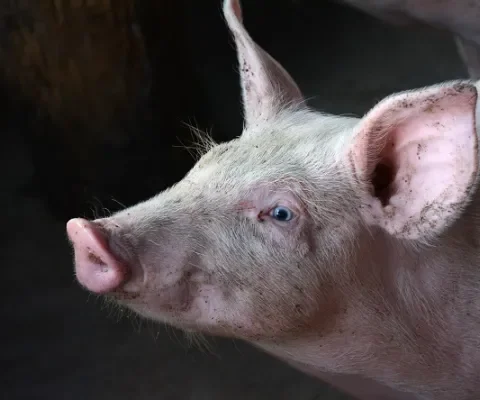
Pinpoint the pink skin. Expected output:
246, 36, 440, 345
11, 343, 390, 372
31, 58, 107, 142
67, 0, 480, 399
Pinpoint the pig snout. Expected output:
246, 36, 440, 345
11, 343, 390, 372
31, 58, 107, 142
66, 218, 130, 294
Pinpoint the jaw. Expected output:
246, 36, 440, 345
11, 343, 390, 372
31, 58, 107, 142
106, 274, 242, 335
106, 278, 294, 340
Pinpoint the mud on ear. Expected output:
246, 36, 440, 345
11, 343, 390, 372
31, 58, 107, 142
349, 81, 479, 241
223, 0, 305, 131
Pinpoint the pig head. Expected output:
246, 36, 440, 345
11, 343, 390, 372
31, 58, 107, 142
67, 0, 480, 399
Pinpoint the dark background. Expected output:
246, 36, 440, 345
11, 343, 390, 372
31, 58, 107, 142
2, 0, 467, 399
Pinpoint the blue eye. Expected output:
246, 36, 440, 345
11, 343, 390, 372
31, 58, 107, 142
270, 206, 294, 222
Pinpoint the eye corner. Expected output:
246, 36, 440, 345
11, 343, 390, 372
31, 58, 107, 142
256, 211, 266, 222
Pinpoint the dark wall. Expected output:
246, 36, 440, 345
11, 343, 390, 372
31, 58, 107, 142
1, 0, 465, 222
0, 0, 355, 222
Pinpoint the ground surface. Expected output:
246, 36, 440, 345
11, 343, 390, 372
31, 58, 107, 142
2, 1, 467, 399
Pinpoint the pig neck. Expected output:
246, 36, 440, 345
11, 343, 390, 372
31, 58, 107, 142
255, 193, 480, 397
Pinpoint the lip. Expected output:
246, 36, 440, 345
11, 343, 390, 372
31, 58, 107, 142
107, 289, 141, 301
109, 279, 194, 320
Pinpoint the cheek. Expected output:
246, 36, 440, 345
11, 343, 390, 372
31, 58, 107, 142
299, 220, 318, 255
267, 218, 315, 257
202, 215, 314, 277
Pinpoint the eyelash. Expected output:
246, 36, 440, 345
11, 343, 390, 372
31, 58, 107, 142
256, 206, 295, 223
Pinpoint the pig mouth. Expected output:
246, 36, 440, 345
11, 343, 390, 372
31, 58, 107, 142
104, 265, 202, 317
105, 284, 203, 329
106, 289, 141, 301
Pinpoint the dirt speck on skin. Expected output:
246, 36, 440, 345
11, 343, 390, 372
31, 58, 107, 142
400, 99, 414, 109
88, 252, 106, 266
384, 206, 396, 220
416, 143, 426, 160
395, 82, 477, 119
451, 82, 476, 95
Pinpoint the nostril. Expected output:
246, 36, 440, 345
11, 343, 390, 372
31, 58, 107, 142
66, 218, 129, 294
87, 252, 106, 267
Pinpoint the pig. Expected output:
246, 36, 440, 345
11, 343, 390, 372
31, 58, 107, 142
66, 0, 480, 399
334, 0, 480, 79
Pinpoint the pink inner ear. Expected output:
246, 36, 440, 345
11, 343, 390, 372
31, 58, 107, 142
231, 0, 243, 20
385, 105, 475, 209
353, 83, 479, 239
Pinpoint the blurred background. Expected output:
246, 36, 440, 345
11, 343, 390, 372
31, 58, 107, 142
1, 0, 468, 399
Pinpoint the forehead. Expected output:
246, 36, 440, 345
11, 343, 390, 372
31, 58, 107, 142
185, 109, 356, 190
190, 133, 304, 187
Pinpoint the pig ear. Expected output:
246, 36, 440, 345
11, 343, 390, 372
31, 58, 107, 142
349, 81, 479, 240
223, 0, 305, 130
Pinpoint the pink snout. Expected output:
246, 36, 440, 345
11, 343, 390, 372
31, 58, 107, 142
66, 218, 128, 294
